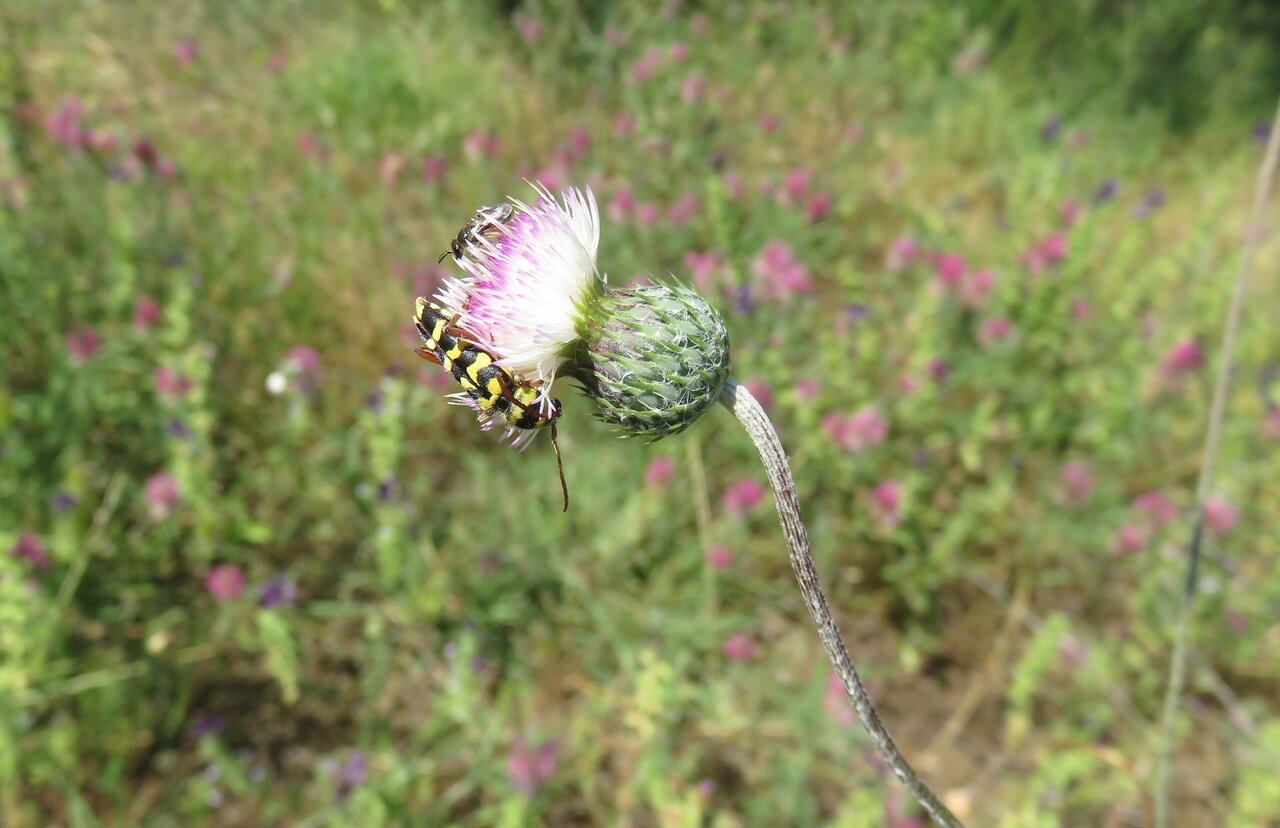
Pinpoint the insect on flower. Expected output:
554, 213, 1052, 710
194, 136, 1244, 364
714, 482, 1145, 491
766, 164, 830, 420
413, 296, 569, 510
437, 203, 516, 264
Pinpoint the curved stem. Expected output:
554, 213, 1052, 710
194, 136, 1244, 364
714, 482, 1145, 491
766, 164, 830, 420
720, 378, 963, 828
1153, 96, 1280, 827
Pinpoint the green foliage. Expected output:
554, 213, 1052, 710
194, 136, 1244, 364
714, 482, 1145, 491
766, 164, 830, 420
1, 0, 1278, 825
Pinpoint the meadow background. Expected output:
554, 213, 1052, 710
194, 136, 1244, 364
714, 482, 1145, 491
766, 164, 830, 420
3, 1, 1280, 825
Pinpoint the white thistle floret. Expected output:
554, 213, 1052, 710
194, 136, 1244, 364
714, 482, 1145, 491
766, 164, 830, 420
434, 183, 602, 445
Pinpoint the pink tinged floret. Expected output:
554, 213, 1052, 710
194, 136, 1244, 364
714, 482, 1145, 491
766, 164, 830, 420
757, 113, 781, 134
1071, 299, 1090, 320
723, 632, 759, 662
645, 457, 676, 487
1203, 497, 1238, 535
613, 113, 636, 136
669, 41, 689, 61
204, 564, 245, 600
721, 172, 745, 200
780, 168, 810, 205
722, 478, 765, 514
435, 185, 600, 445
44, 97, 86, 148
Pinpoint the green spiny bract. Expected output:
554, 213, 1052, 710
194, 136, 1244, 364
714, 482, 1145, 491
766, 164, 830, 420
570, 282, 730, 440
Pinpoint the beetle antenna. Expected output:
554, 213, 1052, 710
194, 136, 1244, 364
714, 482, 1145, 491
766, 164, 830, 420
551, 423, 569, 512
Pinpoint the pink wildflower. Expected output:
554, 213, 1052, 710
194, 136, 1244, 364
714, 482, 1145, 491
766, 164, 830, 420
1071, 300, 1090, 320
67, 328, 102, 364
977, 316, 1013, 347
1112, 524, 1149, 555
959, 268, 995, 309
133, 297, 161, 330
1060, 199, 1081, 228
780, 168, 810, 205
518, 17, 543, 42
607, 188, 635, 222
645, 457, 676, 488
613, 113, 636, 136
155, 366, 193, 400
1133, 490, 1178, 527
804, 192, 832, 223
935, 253, 965, 288
1041, 234, 1067, 265
1058, 633, 1089, 668
43, 98, 85, 148
462, 130, 501, 161
285, 346, 321, 374
669, 41, 689, 62
173, 39, 199, 67
145, 473, 181, 520
204, 564, 245, 600
679, 74, 707, 103
794, 378, 821, 401
420, 154, 448, 183
1160, 339, 1203, 379
751, 241, 813, 299
885, 235, 919, 271
630, 47, 664, 83
666, 191, 699, 226
723, 632, 759, 662
684, 250, 726, 293
870, 480, 903, 529
1265, 407, 1280, 439
1060, 461, 1094, 505
378, 153, 405, 185
722, 478, 765, 515
823, 406, 888, 454
12, 532, 51, 571
705, 545, 734, 569
634, 202, 660, 226
507, 739, 559, 797
1203, 497, 1238, 535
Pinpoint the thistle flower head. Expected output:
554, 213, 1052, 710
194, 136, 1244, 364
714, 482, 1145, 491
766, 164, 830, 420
423, 182, 730, 451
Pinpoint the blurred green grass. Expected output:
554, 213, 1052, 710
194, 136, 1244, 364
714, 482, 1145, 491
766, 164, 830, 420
2, 1, 1280, 825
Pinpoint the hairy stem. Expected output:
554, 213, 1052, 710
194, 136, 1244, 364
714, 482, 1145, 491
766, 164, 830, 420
1153, 97, 1280, 827
720, 378, 963, 827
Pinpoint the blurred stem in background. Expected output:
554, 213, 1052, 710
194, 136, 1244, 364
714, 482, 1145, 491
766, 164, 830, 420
721, 378, 965, 828
1153, 97, 1280, 828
